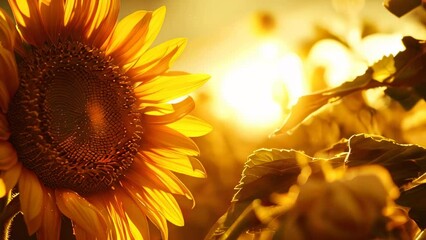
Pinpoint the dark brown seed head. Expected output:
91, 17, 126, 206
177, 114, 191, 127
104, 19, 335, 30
7, 41, 143, 195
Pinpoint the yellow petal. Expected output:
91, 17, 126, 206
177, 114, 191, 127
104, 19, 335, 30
106, 12, 151, 67
129, 38, 186, 80
116, 189, 150, 240
108, 202, 131, 240
86, 196, 116, 239
127, 215, 148, 240
19, 168, 43, 235
123, 183, 169, 240
143, 125, 200, 156
0, 9, 17, 51
36, 189, 61, 240
8, 0, 46, 46
0, 83, 10, 113
55, 189, 107, 239
0, 162, 22, 196
63, 0, 98, 40
0, 9, 25, 55
139, 100, 193, 117
127, 157, 193, 199
85, 0, 120, 48
0, 114, 10, 140
143, 97, 194, 125
73, 224, 91, 240
0, 141, 18, 170
38, 0, 64, 42
135, 72, 209, 103
167, 115, 213, 137
0, 45, 19, 113
142, 186, 184, 226
0, 178, 5, 197
135, 6, 167, 60
90, 192, 134, 240
141, 150, 206, 178
106, 7, 166, 67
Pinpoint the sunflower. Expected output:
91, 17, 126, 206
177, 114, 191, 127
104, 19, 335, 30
0, 0, 211, 239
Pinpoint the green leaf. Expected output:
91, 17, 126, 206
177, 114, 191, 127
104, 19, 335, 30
398, 184, 426, 211
233, 149, 308, 202
273, 69, 384, 135
414, 84, 426, 100
275, 37, 426, 135
314, 138, 349, 159
345, 134, 425, 187
208, 134, 426, 239
342, 134, 426, 229
206, 149, 308, 239
380, 37, 426, 108
205, 149, 345, 239
392, 37, 426, 84
397, 181, 426, 229
212, 201, 263, 240
372, 55, 396, 82
408, 209, 426, 229
384, 87, 421, 110
383, 0, 421, 17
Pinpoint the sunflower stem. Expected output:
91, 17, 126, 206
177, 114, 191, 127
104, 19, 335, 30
0, 196, 20, 240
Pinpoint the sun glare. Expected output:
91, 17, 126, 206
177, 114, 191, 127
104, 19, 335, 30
359, 33, 405, 64
308, 39, 366, 87
216, 40, 306, 133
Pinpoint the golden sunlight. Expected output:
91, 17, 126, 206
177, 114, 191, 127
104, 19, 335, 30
4, 0, 426, 239
216, 39, 306, 133
307, 39, 366, 87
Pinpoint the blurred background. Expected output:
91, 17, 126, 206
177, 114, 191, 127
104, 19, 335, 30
3, 0, 426, 239
132, 0, 426, 239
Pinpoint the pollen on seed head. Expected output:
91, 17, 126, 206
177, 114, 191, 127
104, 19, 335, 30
87, 101, 107, 134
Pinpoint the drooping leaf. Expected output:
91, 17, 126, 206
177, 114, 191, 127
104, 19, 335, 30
408, 209, 426, 229
273, 69, 384, 135
372, 55, 396, 82
344, 135, 426, 228
413, 84, 426, 100
275, 37, 426, 135
398, 184, 426, 210
205, 149, 345, 239
384, 87, 421, 110
383, 0, 421, 17
233, 149, 309, 202
222, 149, 312, 238
345, 134, 425, 187
392, 37, 426, 85
327, 134, 426, 230
397, 183, 426, 229
314, 138, 349, 159
210, 201, 264, 240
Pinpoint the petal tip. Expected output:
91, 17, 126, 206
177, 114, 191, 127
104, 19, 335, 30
155, 6, 167, 16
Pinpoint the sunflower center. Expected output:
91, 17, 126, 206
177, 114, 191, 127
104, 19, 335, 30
7, 41, 143, 195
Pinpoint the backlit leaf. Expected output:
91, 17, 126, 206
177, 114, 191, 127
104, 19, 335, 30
274, 69, 383, 135
372, 55, 396, 82
398, 183, 426, 229
275, 37, 426, 135
384, 87, 421, 110
345, 134, 425, 187
233, 149, 324, 202
383, 0, 421, 17
206, 149, 344, 239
